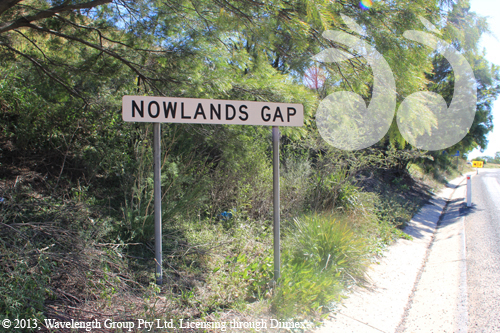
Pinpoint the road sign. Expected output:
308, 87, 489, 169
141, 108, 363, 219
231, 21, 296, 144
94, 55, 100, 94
123, 95, 304, 284
122, 96, 304, 127
472, 161, 484, 168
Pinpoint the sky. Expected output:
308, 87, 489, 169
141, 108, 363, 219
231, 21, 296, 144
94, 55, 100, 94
467, 0, 500, 159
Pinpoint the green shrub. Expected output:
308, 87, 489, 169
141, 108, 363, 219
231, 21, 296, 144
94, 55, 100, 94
220, 251, 274, 301
0, 254, 52, 323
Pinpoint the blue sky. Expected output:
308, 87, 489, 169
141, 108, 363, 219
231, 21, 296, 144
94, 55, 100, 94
467, 0, 500, 159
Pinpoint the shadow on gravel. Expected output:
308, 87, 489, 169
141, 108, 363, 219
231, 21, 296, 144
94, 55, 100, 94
403, 180, 476, 240
404, 201, 445, 240
458, 203, 479, 217
440, 198, 480, 228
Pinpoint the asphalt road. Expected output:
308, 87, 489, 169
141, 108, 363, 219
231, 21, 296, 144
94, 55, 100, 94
465, 168, 500, 332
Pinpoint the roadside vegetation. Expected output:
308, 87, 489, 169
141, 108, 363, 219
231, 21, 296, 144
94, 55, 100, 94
1, 0, 499, 331
0, 131, 473, 330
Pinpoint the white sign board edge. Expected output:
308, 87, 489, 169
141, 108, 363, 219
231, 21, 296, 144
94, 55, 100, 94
122, 95, 304, 127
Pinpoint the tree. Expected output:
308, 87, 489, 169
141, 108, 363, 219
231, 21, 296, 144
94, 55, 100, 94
0, 0, 448, 99
3, 0, 496, 181
382, 0, 499, 170
436, 0, 499, 154
494, 152, 500, 164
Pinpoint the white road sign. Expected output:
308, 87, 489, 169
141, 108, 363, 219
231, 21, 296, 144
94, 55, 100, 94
122, 95, 304, 127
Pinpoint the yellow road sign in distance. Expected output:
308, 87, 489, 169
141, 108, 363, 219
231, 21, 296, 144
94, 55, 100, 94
472, 161, 484, 168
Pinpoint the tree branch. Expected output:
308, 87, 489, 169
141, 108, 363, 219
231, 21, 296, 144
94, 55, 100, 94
0, 41, 85, 99
26, 23, 144, 77
25, 22, 183, 95
53, 13, 171, 53
14, 29, 53, 63
0, 0, 23, 17
0, 0, 112, 34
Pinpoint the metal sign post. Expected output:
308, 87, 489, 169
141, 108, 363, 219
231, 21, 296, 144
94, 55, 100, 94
272, 126, 280, 281
153, 123, 163, 285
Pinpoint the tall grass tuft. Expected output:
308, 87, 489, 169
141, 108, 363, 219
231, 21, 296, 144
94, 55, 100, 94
272, 214, 370, 317
291, 214, 370, 285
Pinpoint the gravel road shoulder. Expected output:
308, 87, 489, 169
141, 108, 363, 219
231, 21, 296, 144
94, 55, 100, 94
314, 175, 468, 333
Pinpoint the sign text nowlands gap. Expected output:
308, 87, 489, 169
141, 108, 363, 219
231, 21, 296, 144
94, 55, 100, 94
122, 96, 304, 126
